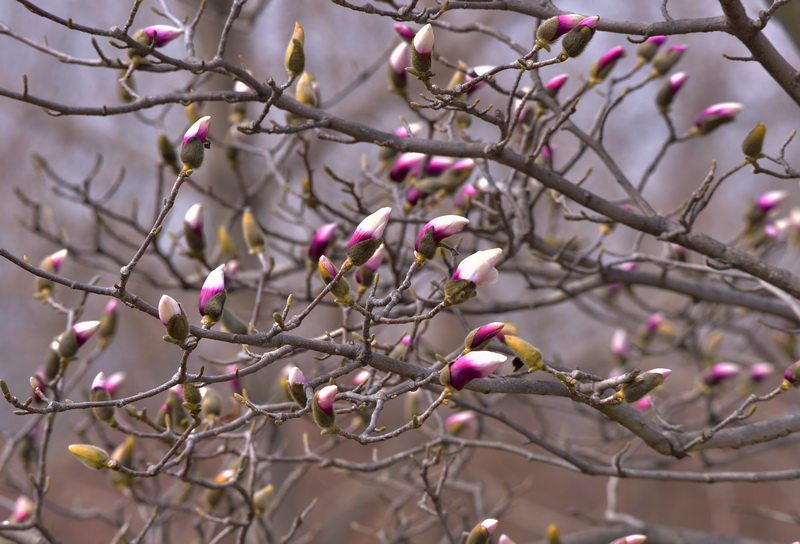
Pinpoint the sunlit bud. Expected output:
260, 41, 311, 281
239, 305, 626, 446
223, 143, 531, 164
347, 207, 391, 266
692, 102, 743, 135
756, 190, 787, 215
135, 25, 183, 48
411, 24, 434, 73
451, 248, 502, 285
287, 367, 308, 408
703, 362, 741, 386
415, 215, 470, 260
536, 14, 586, 50
651, 44, 687, 75
35, 248, 68, 295
90, 372, 115, 423
109, 436, 135, 488
158, 294, 189, 342
783, 360, 800, 388
241, 208, 266, 254
183, 203, 205, 257
655, 71, 689, 113
589, 46, 626, 83
217, 224, 239, 263
388, 42, 412, 94
445, 411, 475, 435
11, 495, 35, 523
742, 122, 766, 159
547, 523, 561, 544
504, 335, 544, 372
750, 362, 775, 383
637, 35, 667, 62
465, 518, 499, 544
296, 71, 318, 107
610, 536, 647, 544
180, 115, 211, 170
355, 243, 384, 290
199, 265, 226, 327
442, 351, 507, 390
464, 322, 505, 352
319, 255, 352, 303
499, 536, 517, 544
560, 16, 599, 58
610, 328, 629, 359
394, 24, 416, 41
312, 384, 338, 432
308, 223, 338, 262
68, 444, 109, 469
465, 65, 494, 95
98, 299, 119, 347
254, 484, 274, 515
284, 22, 305, 77
544, 73, 569, 97
620, 368, 670, 403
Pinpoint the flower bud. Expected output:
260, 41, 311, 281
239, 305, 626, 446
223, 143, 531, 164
388, 334, 414, 361
312, 384, 338, 432
217, 224, 239, 263
35, 248, 68, 296
589, 46, 625, 83
287, 366, 308, 408
655, 71, 689, 113
415, 215, 470, 260
504, 335, 543, 372
388, 42, 411, 94
182, 382, 202, 410
52, 320, 100, 360
355, 244, 384, 292
201, 387, 223, 419
90, 372, 115, 423
703, 362, 740, 386
11, 496, 34, 523
692, 102, 743, 136
98, 299, 119, 347
347, 207, 391, 266
308, 223, 338, 262
610, 328, 629, 360
637, 35, 667, 62
445, 411, 475, 435
68, 444, 109, 469
159, 295, 190, 342
295, 71, 318, 107
651, 45, 687, 76
109, 436, 135, 488
464, 322, 505, 351
254, 484, 274, 515
394, 24, 415, 41
536, 14, 586, 50
441, 352, 507, 390
242, 207, 266, 254
134, 25, 183, 48
180, 116, 211, 170
560, 16, 599, 59
449, 248, 502, 288
199, 265, 226, 327
465, 518, 498, 544
319, 256, 352, 303
544, 73, 569, 97
750, 362, 774, 383
220, 308, 249, 335
183, 203, 205, 257
742, 122, 766, 159
782, 360, 800, 388
619, 368, 671, 403
411, 24, 434, 73
285, 22, 305, 77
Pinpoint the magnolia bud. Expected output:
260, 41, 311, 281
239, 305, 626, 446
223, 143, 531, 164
742, 122, 766, 159
68, 444, 110, 469
504, 335, 543, 371
285, 22, 305, 77
242, 208, 266, 254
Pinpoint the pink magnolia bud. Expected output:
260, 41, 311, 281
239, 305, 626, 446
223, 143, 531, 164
465, 322, 505, 351
590, 46, 626, 82
637, 35, 667, 61
415, 215, 470, 259
656, 71, 689, 113
465, 65, 494, 94
610, 328, 629, 358
544, 73, 569, 97
183, 203, 205, 256
443, 351, 507, 390
445, 411, 475, 434
355, 244, 385, 288
158, 294, 182, 326
393, 123, 424, 138
12, 496, 35, 523
394, 24, 415, 41
73, 320, 101, 346
183, 115, 210, 146
451, 248, 503, 285
536, 14, 586, 49
652, 44, 687, 75
139, 25, 183, 48
750, 362, 774, 383
199, 264, 226, 326
693, 102, 743, 135
413, 24, 434, 55
704, 362, 741, 386
783, 360, 800, 387
389, 152, 426, 182
181, 116, 211, 169
645, 313, 663, 334
312, 384, 338, 431
388, 42, 412, 92
756, 190, 787, 215
465, 518, 499, 544
104, 371, 126, 395
347, 207, 391, 266
308, 223, 338, 262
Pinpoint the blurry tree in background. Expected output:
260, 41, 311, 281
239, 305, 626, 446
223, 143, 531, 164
3, 0, 800, 543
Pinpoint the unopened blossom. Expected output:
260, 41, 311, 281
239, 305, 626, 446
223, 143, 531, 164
308, 223, 338, 262
347, 207, 391, 266
651, 44, 687, 75
442, 351, 507, 390
782, 360, 800, 388
52, 320, 101, 359
589, 45, 625, 83
465, 518, 499, 544
35, 248, 68, 295
544, 73, 569, 97
98, 299, 119, 346
90, 372, 115, 423
645, 313, 663, 334
183, 203, 205, 257
312, 384, 338, 431
393, 123, 424, 138
159, 294, 189, 342
464, 322, 505, 351
394, 24, 415, 41
742, 122, 767, 159
454, 183, 479, 211
505, 335, 544, 371
284, 22, 305, 77
415, 215, 470, 259
637, 35, 667, 62
619, 368, 671, 403
135, 25, 183, 48
413, 24, 434, 55
180, 115, 211, 170
104, 371, 126, 395
750, 362, 775, 383
68, 444, 109, 470
703, 362, 741, 386
610, 328, 629, 359
405, 186, 429, 210
452, 248, 502, 285
692, 102, 743, 135
319, 255, 352, 303
199, 264, 226, 326
389, 152, 426, 182
445, 411, 475, 435
388, 334, 415, 361
287, 367, 308, 408
560, 16, 599, 58
388, 42, 411, 94
355, 243, 384, 290
465, 65, 494, 94
756, 190, 787, 215
610, 535, 647, 544
656, 71, 689, 113
535, 14, 586, 50
11, 496, 35, 523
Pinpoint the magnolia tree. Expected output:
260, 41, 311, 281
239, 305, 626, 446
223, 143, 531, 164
3, 0, 800, 543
